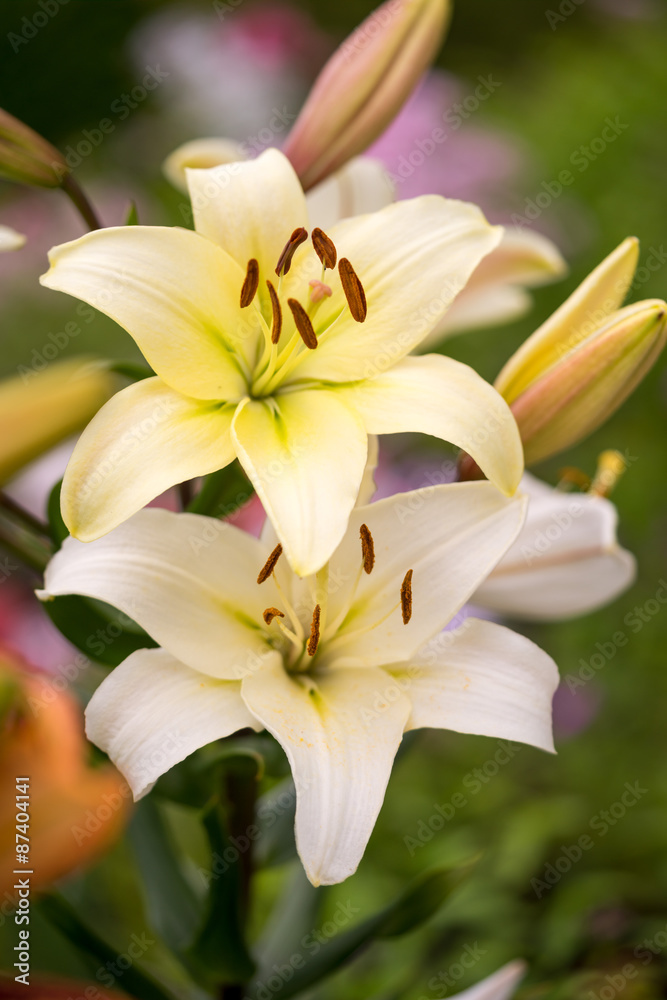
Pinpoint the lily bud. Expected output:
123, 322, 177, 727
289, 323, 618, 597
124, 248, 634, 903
162, 137, 247, 193
283, 0, 451, 190
0, 107, 67, 188
507, 299, 666, 466
0, 224, 26, 252
0, 358, 115, 484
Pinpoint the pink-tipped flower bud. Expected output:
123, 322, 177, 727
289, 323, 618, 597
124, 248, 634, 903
0, 107, 68, 188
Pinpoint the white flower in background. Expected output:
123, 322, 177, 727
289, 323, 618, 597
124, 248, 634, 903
452, 960, 526, 1000
474, 473, 636, 620
39, 482, 558, 886
40, 148, 523, 576
0, 224, 25, 251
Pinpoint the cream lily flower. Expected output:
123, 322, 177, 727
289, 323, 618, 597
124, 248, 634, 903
38, 482, 558, 886
0, 224, 26, 251
453, 961, 526, 1000
40, 148, 523, 576
474, 473, 636, 620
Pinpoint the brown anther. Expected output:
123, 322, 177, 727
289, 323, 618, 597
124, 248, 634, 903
288, 298, 318, 349
240, 258, 259, 308
307, 604, 321, 656
400, 569, 413, 625
263, 607, 285, 625
266, 279, 283, 344
359, 523, 375, 575
312, 227, 338, 269
257, 543, 283, 584
275, 227, 308, 276
338, 258, 367, 323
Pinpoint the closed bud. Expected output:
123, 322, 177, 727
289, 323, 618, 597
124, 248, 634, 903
283, 0, 451, 190
0, 358, 115, 484
0, 107, 68, 188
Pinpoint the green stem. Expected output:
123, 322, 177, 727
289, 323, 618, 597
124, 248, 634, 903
0, 492, 49, 536
0, 506, 53, 573
61, 173, 103, 231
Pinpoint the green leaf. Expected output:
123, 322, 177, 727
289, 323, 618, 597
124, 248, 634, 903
128, 798, 203, 953
47, 478, 69, 546
254, 864, 321, 976
109, 359, 155, 381
187, 462, 254, 518
43, 593, 157, 667
186, 797, 257, 987
246, 862, 476, 1000
124, 200, 139, 225
254, 777, 298, 869
38, 893, 179, 1000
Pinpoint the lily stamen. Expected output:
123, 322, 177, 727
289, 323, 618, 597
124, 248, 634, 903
240, 258, 259, 308
338, 258, 367, 323
263, 607, 285, 625
400, 569, 413, 625
360, 523, 375, 574
288, 298, 318, 349
276, 227, 308, 277
257, 543, 283, 584
266, 279, 283, 345
307, 604, 321, 656
312, 228, 337, 270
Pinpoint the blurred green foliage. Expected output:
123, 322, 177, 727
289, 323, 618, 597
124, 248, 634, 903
1, 0, 666, 997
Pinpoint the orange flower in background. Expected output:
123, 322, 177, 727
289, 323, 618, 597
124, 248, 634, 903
0, 647, 131, 900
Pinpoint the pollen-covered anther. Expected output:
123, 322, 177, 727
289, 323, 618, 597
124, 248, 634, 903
240, 258, 259, 308
275, 227, 308, 276
312, 228, 338, 269
338, 258, 367, 322
359, 523, 375, 574
266, 279, 283, 344
263, 607, 285, 625
400, 569, 413, 625
257, 543, 283, 584
309, 279, 332, 305
288, 298, 318, 349
307, 604, 321, 656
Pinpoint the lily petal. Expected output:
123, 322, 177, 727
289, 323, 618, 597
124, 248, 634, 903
474, 475, 636, 619
40, 226, 253, 401
86, 648, 262, 799
231, 389, 368, 576
61, 377, 237, 540
454, 961, 526, 1000
323, 482, 527, 669
241, 659, 410, 886
338, 354, 524, 496
391, 618, 558, 752
305, 157, 395, 231
163, 137, 247, 193
186, 149, 309, 288
0, 224, 26, 251
40, 508, 280, 681
290, 197, 502, 383
496, 237, 639, 403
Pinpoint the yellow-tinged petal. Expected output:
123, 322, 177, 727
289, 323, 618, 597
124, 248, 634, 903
86, 649, 262, 799
231, 389, 368, 577
289, 196, 502, 384
40, 226, 254, 400
163, 137, 247, 193
0, 358, 114, 485
337, 355, 524, 496
186, 149, 309, 302
61, 377, 236, 540
496, 237, 639, 402
240, 659, 410, 886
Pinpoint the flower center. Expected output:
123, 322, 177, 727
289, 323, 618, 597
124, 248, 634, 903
237, 226, 368, 399
254, 526, 413, 675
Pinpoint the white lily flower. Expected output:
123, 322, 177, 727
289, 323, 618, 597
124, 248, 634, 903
39, 148, 523, 576
39, 482, 558, 886
0, 224, 26, 251
474, 473, 636, 620
452, 960, 526, 1000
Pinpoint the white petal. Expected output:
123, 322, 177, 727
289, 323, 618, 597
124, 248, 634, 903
40, 226, 254, 400
453, 961, 526, 1000
163, 137, 248, 193
290, 197, 502, 383
305, 157, 395, 231
323, 483, 527, 669
474, 475, 636, 620
338, 354, 524, 497
393, 618, 557, 753
231, 389, 368, 576
60, 378, 237, 540
86, 648, 262, 799
0, 225, 26, 252
429, 284, 532, 344
241, 660, 410, 886
187, 148, 308, 283
41, 507, 280, 681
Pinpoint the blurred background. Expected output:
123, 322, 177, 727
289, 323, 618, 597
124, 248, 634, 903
1, 0, 666, 997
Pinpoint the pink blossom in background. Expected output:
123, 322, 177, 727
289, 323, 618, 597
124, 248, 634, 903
552, 681, 602, 739
591, 0, 662, 20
